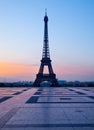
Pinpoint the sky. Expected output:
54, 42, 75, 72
0, 0, 94, 82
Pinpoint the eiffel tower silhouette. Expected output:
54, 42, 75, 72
33, 11, 59, 87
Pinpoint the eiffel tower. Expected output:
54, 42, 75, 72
33, 11, 59, 87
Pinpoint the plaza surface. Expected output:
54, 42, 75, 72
0, 87, 94, 130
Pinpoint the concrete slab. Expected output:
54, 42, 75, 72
0, 87, 94, 130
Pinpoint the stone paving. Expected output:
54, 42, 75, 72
0, 87, 94, 130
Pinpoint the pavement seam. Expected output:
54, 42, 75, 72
0, 107, 19, 129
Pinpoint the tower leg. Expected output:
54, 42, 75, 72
33, 79, 41, 87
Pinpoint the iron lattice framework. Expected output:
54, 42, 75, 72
33, 11, 59, 87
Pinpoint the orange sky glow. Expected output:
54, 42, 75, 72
0, 62, 93, 82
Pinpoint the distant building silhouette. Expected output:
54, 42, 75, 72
33, 11, 59, 87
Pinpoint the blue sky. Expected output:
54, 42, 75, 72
0, 0, 94, 82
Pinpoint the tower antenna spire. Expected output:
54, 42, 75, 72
45, 8, 47, 16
